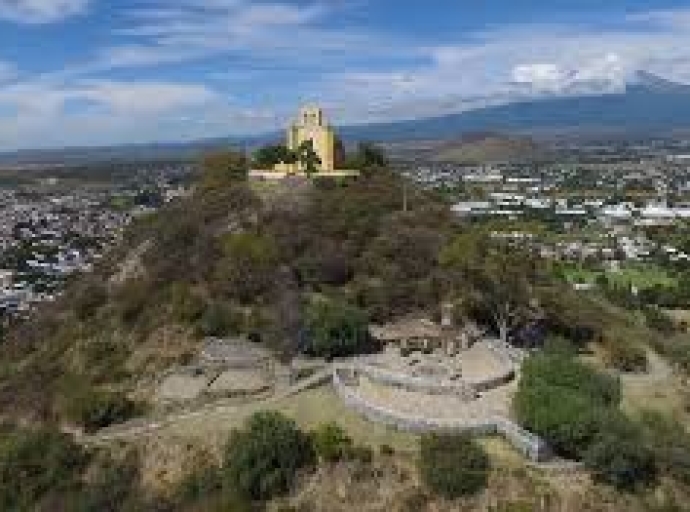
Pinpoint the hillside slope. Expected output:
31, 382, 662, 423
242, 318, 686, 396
0, 169, 454, 421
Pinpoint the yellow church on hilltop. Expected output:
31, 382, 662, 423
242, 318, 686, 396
250, 105, 359, 179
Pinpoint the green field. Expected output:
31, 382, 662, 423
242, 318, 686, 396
559, 263, 676, 290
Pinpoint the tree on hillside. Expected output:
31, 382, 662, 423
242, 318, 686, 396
296, 140, 321, 176
223, 411, 314, 500
199, 149, 248, 189
253, 144, 297, 168
440, 233, 535, 343
303, 298, 370, 359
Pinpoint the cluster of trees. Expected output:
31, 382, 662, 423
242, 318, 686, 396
254, 141, 323, 175
302, 298, 371, 359
200, 140, 388, 178
440, 231, 541, 344
224, 412, 315, 500
252, 140, 387, 174
515, 349, 656, 490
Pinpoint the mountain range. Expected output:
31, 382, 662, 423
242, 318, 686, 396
337, 71, 690, 142
2, 71, 690, 165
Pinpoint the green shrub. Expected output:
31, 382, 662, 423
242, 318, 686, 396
61, 388, 141, 433
0, 428, 87, 510
519, 353, 621, 407
640, 411, 690, 486
197, 302, 241, 337
515, 384, 602, 459
584, 412, 656, 490
419, 434, 489, 498
312, 422, 352, 462
515, 352, 623, 459
223, 411, 315, 501
304, 298, 370, 359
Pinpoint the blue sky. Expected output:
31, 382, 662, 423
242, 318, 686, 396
1, 0, 690, 150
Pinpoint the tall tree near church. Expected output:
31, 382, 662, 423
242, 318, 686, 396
253, 144, 297, 168
297, 140, 322, 176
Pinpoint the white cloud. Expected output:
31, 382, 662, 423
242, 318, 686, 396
74, 80, 219, 114
0, 61, 16, 82
85, 0, 396, 74
512, 63, 570, 93
316, 9, 690, 124
511, 54, 629, 95
0, 79, 256, 150
0, 0, 90, 24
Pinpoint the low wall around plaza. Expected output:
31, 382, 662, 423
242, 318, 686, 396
355, 364, 477, 400
332, 367, 550, 462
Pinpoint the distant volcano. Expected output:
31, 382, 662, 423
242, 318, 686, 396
339, 71, 690, 141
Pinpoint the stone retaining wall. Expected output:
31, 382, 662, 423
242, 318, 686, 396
332, 367, 549, 462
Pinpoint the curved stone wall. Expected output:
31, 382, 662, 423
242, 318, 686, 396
332, 367, 549, 462
352, 364, 477, 400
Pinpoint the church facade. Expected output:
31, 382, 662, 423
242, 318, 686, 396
286, 106, 336, 172
250, 105, 358, 179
